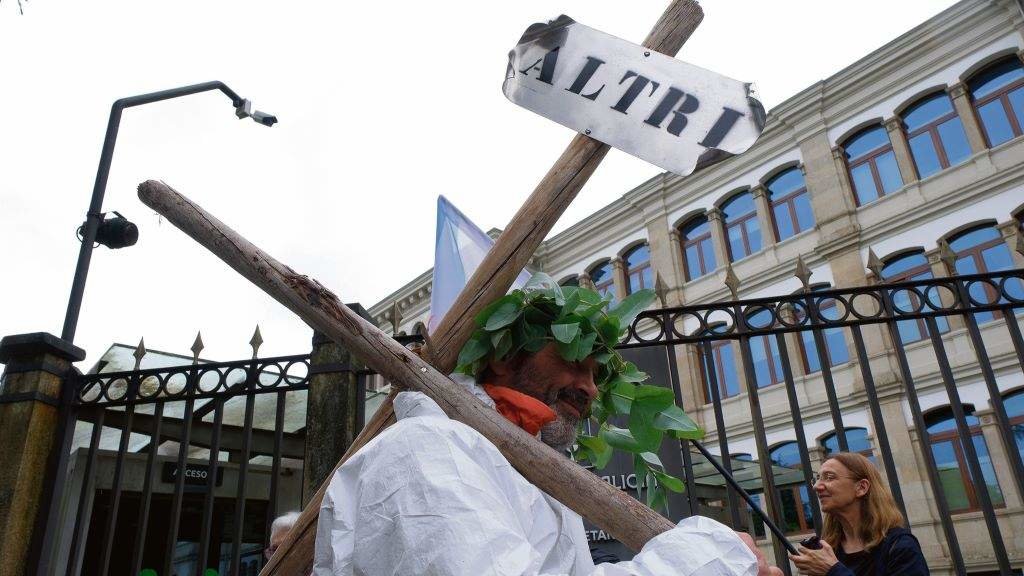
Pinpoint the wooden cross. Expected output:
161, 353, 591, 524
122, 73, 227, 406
139, 3, 703, 573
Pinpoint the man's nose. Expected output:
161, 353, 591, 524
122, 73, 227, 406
577, 373, 598, 401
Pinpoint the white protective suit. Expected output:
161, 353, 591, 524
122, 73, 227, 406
314, 375, 758, 576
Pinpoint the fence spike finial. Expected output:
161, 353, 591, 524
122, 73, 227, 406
249, 325, 263, 359
724, 265, 740, 299
938, 239, 957, 272
133, 338, 147, 370
654, 272, 669, 307
191, 332, 204, 364
866, 248, 884, 280
391, 300, 403, 335
794, 255, 812, 290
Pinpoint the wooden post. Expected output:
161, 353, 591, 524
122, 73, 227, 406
0, 332, 85, 576
256, 3, 705, 572
137, 180, 678, 556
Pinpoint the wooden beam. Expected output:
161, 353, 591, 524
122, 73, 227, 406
138, 180, 675, 562
257, 2, 705, 573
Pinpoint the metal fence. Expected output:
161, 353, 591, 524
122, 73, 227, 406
31, 269, 1024, 575
618, 265, 1024, 576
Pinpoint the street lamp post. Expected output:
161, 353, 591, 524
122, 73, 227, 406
61, 80, 276, 343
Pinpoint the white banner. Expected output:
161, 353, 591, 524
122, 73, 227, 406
504, 16, 765, 177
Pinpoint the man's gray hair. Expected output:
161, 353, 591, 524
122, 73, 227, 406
270, 511, 301, 536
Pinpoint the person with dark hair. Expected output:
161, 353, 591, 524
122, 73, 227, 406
789, 452, 928, 575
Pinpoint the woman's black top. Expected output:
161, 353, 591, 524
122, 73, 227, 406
825, 527, 929, 576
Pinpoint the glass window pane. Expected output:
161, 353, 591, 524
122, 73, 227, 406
793, 194, 815, 233
875, 151, 903, 193
825, 327, 849, 366
937, 117, 971, 166
850, 164, 879, 204
719, 343, 739, 397
931, 439, 972, 511
908, 132, 942, 178
903, 94, 955, 131
773, 203, 795, 240
701, 239, 717, 274
745, 218, 762, 252
625, 244, 650, 268
969, 58, 1024, 99
981, 244, 1014, 273
682, 217, 710, 238
722, 193, 756, 220
844, 126, 890, 161
1010, 86, 1024, 134
728, 225, 747, 260
641, 267, 652, 291
801, 332, 822, 373
751, 336, 771, 388
972, 435, 1005, 506
950, 226, 1001, 252
978, 100, 1015, 146
685, 244, 702, 280
766, 168, 805, 196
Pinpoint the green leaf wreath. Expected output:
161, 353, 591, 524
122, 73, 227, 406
455, 273, 704, 511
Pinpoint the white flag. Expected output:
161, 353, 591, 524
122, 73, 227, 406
429, 196, 531, 333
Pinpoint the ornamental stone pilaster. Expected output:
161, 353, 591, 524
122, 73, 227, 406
750, 185, 776, 246
975, 408, 1022, 507
925, 247, 964, 331
611, 256, 627, 302
947, 82, 988, 154
668, 229, 687, 305
645, 217, 684, 306
996, 220, 1024, 268
884, 117, 918, 184
706, 208, 731, 266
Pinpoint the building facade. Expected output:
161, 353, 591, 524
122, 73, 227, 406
369, 1, 1024, 572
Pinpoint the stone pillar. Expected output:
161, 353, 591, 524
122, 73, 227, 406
947, 82, 988, 154
611, 256, 628, 301
884, 117, 918, 184
975, 407, 1022, 508
302, 307, 368, 505
875, 391, 937, 524
579, 272, 595, 290
778, 303, 808, 378
646, 216, 684, 306
668, 229, 687, 305
751, 185, 776, 246
996, 220, 1024, 268
0, 333, 85, 576
707, 208, 732, 265
829, 146, 858, 213
926, 248, 965, 331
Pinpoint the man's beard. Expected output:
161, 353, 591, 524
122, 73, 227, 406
540, 409, 579, 453
511, 362, 581, 452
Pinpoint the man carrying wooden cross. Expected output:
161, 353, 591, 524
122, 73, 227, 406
313, 279, 783, 575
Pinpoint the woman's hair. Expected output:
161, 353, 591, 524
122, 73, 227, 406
821, 452, 905, 550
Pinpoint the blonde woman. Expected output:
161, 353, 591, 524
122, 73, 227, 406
790, 452, 929, 575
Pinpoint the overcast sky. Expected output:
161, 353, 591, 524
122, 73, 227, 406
0, 1, 959, 366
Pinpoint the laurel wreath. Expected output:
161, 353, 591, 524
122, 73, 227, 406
455, 273, 704, 511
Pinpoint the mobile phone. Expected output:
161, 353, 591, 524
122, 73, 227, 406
799, 535, 822, 550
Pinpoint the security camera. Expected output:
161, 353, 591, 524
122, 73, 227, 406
235, 99, 252, 120
252, 110, 278, 127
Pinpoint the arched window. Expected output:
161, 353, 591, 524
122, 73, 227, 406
698, 329, 740, 402
679, 215, 716, 281
766, 167, 814, 241
721, 191, 762, 261
842, 125, 902, 205
821, 427, 874, 460
588, 260, 616, 301
925, 406, 1004, 513
794, 285, 850, 373
769, 442, 814, 535
901, 92, 971, 178
559, 275, 579, 288
1005, 389, 1024, 466
968, 57, 1024, 147
747, 308, 784, 388
948, 224, 1017, 323
624, 243, 653, 294
880, 250, 948, 343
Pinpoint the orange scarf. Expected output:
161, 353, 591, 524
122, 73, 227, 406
482, 384, 557, 436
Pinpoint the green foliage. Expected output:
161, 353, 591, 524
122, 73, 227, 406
455, 272, 704, 512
